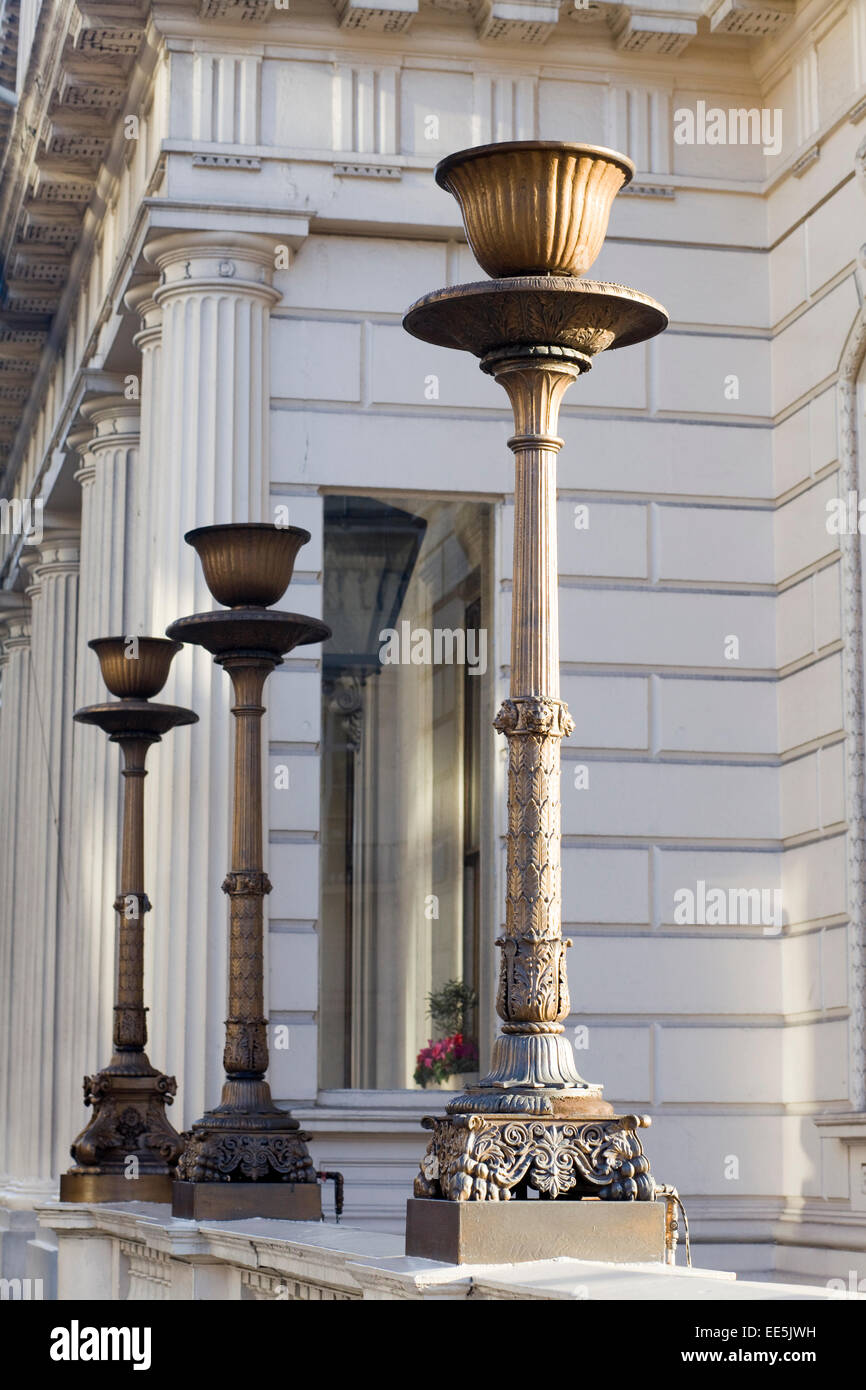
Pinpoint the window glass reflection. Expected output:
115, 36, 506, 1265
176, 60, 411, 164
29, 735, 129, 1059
320, 494, 492, 1090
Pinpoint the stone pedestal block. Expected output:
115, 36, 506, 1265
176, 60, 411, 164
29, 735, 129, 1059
405, 1196, 666, 1265
59, 1173, 174, 1204
172, 1181, 322, 1222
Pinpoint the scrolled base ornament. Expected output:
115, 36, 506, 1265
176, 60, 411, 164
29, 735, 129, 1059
414, 1112, 655, 1203
66, 1065, 183, 1176
175, 1123, 317, 1184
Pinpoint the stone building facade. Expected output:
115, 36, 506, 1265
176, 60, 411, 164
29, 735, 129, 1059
1, 0, 866, 1289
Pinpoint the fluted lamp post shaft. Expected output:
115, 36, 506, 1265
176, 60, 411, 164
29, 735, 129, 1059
488, 360, 583, 1088
222, 657, 271, 1081
114, 734, 151, 1053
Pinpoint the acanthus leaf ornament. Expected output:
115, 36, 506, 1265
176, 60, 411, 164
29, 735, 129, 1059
175, 1129, 317, 1185
413, 1114, 654, 1203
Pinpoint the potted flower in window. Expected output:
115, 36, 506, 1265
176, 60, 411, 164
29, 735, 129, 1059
414, 980, 479, 1089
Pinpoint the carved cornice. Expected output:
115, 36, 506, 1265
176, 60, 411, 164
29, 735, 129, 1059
42, 109, 112, 163
198, 0, 272, 17
0, 310, 51, 453
335, 0, 419, 31
0, 0, 147, 479
151, 0, 804, 49
611, 8, 697, 56
70, 2, 149, 54
474, 0, 561, 45
705, 0, 795, 37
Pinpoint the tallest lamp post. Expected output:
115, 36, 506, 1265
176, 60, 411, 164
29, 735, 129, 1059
404, 142, 671, 1262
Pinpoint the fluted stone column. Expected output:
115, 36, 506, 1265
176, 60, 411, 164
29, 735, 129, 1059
60, 399, 141, 1176
0, 599, 32, 1189
11, 536, 79, 1190
126, 281, 168, 1053
125, 281, 161, 638
141, 231, 281, 1125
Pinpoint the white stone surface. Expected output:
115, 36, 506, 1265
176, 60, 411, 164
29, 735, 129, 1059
15, 536, 79, 1185
35, 1203, 856, 1301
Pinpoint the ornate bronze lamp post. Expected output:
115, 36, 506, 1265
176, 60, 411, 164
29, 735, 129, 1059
167, 523, 330, 1220
60, 637, 196, 1203
404, 142, 670, 1258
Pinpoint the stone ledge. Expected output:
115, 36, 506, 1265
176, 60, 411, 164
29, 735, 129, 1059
34, 1202, 856, 1301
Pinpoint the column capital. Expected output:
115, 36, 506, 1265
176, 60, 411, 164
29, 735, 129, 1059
79, 394, 141, 450
66, 423, 94, 457
144, 231, 282, 309
67, 423, 96, 488
22, 529, 80, 589
0, 590, 31, 656
0, 614, 31, 659
20, 546, 42, 601
125, 279, 162, 352
71, 444, 96, 490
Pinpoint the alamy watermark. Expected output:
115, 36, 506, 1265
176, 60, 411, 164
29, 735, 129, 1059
0, 1277, 43, 1300
673, 102, 782, 158
827, 492, 866, 534
50, 1322, 151, 1370
826, 1270, 866, 1299
379, 621, 487, 676
673, 880, 782, 934
0, 496, 43, 544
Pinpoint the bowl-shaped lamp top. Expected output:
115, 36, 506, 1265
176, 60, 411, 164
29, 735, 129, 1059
166, 609, 330, 661
89, 636, 182, 700
74, 699, 198, 739
403, 278, 668, 360
435, 140, 634, 279
185, 522, 311, 608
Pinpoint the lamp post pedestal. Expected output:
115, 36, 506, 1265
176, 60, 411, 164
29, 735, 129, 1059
168, 526, 330, 1221
170, 644, 321, 1221
402, 144, 671, 1259
406, 1192, 666, 1265
60, 639, 196, 1204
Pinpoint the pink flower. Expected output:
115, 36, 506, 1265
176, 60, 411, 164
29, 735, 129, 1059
414, 1030, 479, 1088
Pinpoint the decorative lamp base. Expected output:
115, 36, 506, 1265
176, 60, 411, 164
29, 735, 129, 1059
414, 1112, 656, 1203
405, 1194, 666, 1265
173, 1079, 321, 1220
60, 1060, 183, 1205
